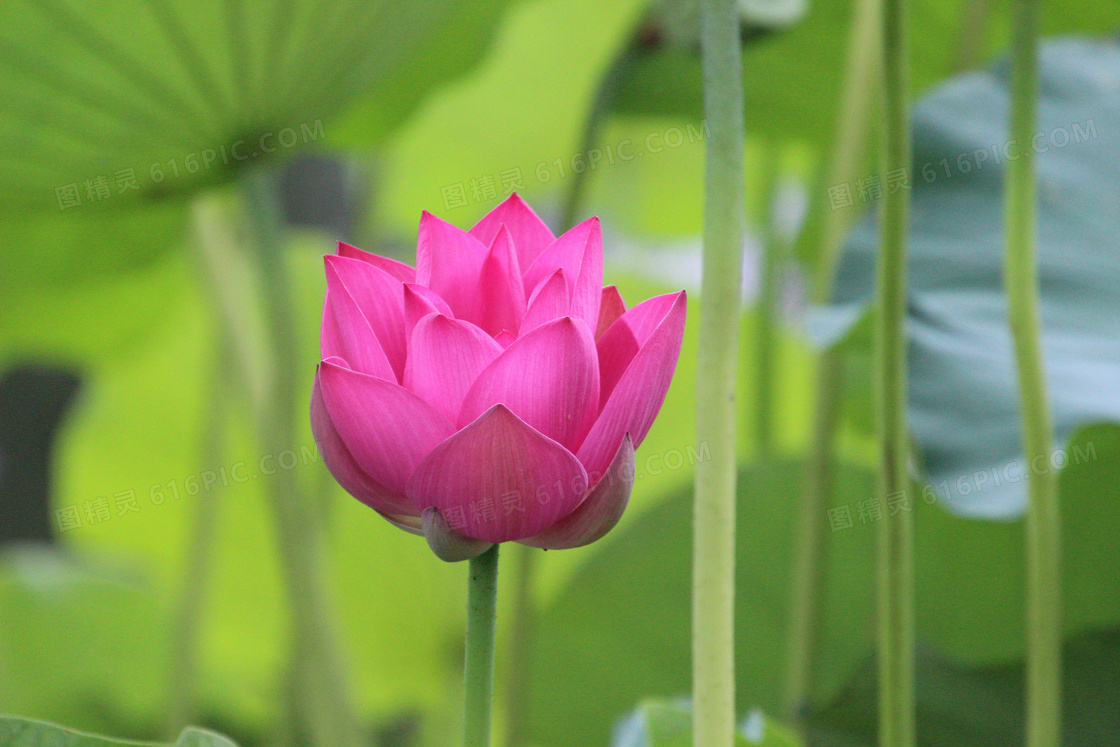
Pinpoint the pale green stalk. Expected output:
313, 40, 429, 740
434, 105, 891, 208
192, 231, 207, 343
1005, 1, 1061, 744
783, 0, 881, 724
188, 172, 363, 747
694, 0, 745, 744
242, 170, 360, 747
782, 349, 841, 724
753, 148, 780, 458
875, 0, 915, 742
812, 0, 884, 301
463, 545, 500, 747
166, 351, 228, 736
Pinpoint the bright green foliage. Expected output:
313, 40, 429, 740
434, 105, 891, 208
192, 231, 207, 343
0, 0, 516, 212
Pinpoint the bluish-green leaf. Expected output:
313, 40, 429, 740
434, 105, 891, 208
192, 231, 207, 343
818, 38, 1120, 518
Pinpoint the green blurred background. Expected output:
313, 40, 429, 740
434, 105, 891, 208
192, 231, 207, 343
2, 1, 1119, 745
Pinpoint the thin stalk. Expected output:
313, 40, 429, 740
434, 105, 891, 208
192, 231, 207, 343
1005, 2, 1061, 744
559, 42, 638, 231
875, 0, 915, 743
781, 350, 841, 722
502, 544, 536, 747
242, 169, 361, 747
953, 0, 994, 73
166, 351, 229, 735
694, 0, 744, 744
811, 0, 883, 301
783, 0, 880, 725
753, 148, 780, 459
464, 544, 500, 747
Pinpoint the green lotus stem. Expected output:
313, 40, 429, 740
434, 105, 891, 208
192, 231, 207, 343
166, 350, 229, 736
811, 0, 883, 301
559, 39, 638, 232
782, 349, 841, 723
953, 0, 995, 73
875, 0, 915, 743
784, 0, 880, 724
242, 169, 361, 747
694, 0, 744, 744
1005, 2, 1061, 744
463, 544, 500, 747
753, 148, 780, 459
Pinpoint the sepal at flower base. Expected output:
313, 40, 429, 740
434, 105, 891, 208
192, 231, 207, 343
422, 507, 494, 562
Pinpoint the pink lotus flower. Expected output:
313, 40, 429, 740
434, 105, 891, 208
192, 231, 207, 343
311, 194, 685, 560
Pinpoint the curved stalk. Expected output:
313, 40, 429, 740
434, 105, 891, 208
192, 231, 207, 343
811, 0, 883, 301
1004, 2, 1061, 744
753, 149, 780, 459
783, 0, 880, 724
242, 170, 361, 747
781, 349, 842, 722
694, 0, 745, 744
166, 351, 229, 735
559, 42, 638, 231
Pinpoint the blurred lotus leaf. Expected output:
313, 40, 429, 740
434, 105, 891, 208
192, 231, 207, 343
816, 38, 1120, 518
0, 0, 514, 214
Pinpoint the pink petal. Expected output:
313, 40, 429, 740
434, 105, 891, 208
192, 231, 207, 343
403, 313, 503, 423
596, 285, 627, 339
324, 255, 407, 381
495, 330, 517, 348
415, 211, 489, 319
337, 241, 416, 283
473, 225, 527, 336
596, 291, 683, 406
520, 433, 634, 549
322, 262, 396, 381
468, 194, 555, 270
311, 368, 417, 517
318, 360, 455, 496
577, 291, 686, 478
403, 283, 453, 340
460, 316, 599, 451
405, 405, 589, 543
519, 269, 570, 336
521, 218, 602, 330
421, 507, 494, 561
